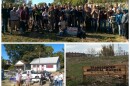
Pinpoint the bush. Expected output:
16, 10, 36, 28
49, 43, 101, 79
8, 65, 15, 70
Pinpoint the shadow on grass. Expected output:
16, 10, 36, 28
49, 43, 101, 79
86, 33, 116, 40
17, 32, 115, 42
15, 31, 64, 41
3, 30, 124, 42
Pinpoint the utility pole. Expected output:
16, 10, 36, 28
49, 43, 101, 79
39, 51, 40, 72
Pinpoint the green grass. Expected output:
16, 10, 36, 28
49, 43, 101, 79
2, 32, 127, 42
66, 56, 128, 86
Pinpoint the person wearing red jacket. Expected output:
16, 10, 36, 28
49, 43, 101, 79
19, 7, 26, 33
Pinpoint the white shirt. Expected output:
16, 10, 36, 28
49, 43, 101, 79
58, 74, 63, 81
16, 73, 22, 82
42, 11, 48, 19
54, 75, 58, 81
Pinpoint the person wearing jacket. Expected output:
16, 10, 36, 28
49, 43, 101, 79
10, 7, 19, 34
115, 9, 123, 36
2, 4, 8, 34
19, 7, 26, 33
121, 9, 128, 39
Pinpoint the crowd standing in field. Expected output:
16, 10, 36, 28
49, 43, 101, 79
2, 2, 129, 39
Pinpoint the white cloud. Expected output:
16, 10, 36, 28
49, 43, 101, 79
66, 44, 103, 53
66, 43, 129, 54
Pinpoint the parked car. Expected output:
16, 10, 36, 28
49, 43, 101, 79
22, 70, 41, 82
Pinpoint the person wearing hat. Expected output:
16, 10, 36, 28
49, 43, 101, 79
16, 70, 22, 86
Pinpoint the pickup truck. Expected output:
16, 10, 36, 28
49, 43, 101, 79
21, 70, 41, 82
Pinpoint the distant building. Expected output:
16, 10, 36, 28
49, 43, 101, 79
30, 57, 60, 72
66, 52, 100, 57
15, 60, 27, 71
66, 52, 86, 57
5, 60, 12, 65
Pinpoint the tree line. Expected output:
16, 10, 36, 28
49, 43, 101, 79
54, 0, 128, 6
86, 44, 115, 56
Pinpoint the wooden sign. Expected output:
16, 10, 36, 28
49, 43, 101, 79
83, 64, 128, 84
83, 64, 127, 76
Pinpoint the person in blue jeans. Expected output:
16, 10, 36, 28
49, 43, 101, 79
107, 5, 115, 33
115, 9, 123, 36
91, 5, 99, 32
121, 9, 128, 37
2, 4, 8, 34
99, 7, 107, 33
57, 72, 63, 86
54, 73, 58, 86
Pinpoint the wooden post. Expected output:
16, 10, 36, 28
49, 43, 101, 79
123, 75, 126, 86
83, 66, 86, 83
123, 65, 127, 85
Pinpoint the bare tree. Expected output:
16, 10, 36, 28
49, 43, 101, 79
87, 48, 96, 57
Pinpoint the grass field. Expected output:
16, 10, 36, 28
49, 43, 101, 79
66, 56, 128, 86
2, 32, 127, 42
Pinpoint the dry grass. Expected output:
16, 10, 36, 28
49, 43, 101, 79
66, 56, 128, 86
2, 32, 127, 42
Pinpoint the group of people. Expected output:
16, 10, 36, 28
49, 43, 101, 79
52, 72, 64, 86
15, 70, 63, 86
2, 2, 129, 39
15, 70, 31, 86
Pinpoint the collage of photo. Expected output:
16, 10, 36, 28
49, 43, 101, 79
1, 0, 129, 86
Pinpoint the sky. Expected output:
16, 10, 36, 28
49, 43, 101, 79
32, 0, 54, 5
2, 44, 64, 60
66, 43, 129, 54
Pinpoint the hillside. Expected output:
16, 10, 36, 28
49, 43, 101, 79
66, 56, 128, 86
